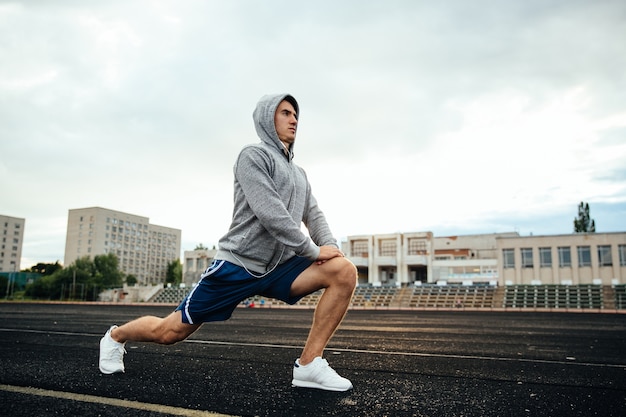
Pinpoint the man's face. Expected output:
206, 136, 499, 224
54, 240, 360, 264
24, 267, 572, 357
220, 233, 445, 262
274, 100, 298, 148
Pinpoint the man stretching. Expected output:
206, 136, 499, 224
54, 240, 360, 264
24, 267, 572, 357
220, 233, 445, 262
99, 93, 357, 391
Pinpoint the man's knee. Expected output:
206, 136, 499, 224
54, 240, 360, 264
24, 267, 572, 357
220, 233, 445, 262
334, 257, 358, 290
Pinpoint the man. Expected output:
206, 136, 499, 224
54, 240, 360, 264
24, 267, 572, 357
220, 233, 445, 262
99, 93, 357, 392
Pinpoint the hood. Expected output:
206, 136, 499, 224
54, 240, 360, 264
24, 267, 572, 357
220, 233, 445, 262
253, 93, 299, 158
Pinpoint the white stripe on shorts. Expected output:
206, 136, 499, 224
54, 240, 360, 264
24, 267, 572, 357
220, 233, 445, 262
183, 260, 225, 324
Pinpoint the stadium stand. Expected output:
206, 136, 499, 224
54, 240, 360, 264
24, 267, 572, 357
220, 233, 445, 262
148, 283, 623, 310
614, 284, 626, 309
502, 284, 604, 309
407, 285, 495, 309
351, 286, 398, 308
150, 287, 191, 303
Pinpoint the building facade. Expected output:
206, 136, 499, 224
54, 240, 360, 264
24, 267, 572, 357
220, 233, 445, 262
344, 231, 626, 286
498, 232, 626, 286
64, 207, 181, 285
182, 248, 218, 287
344, 232, 434, 286
1, 214, 25, 272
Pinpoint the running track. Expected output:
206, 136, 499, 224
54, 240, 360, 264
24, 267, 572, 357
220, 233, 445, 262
0, 303, 625, 416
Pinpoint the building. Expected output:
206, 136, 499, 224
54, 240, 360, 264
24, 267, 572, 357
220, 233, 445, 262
64, 207, 181, 285
431, 233, 515, 284
1, 214, 25, 273
182, 247, 217, 287
345, 232, 434, 286
498, 232, 626, 286
344, 231, 626, 286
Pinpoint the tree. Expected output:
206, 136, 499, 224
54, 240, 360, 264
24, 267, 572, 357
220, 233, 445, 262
574, 201, 596, 233
46, 256, 95, 300
126, 274, 138, 286
166, 259, 182, 285
24, 253, 124, 301
93, 253, 124, 288
194, 243, 208, 250
24, 261, 63, 276
23, 274, 57, 300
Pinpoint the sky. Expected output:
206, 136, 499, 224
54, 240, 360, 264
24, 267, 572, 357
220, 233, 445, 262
1, 0, 625, 269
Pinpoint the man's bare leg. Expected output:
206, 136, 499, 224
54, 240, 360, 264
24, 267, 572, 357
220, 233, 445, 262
100, 310, 200, 374
110, 310, 201, 345
290, 256, 357, 365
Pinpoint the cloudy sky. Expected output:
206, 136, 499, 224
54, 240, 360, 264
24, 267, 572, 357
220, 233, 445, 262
1, 0, 625, 269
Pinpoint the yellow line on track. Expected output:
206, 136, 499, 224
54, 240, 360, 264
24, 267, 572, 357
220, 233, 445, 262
0, 384, 236, 417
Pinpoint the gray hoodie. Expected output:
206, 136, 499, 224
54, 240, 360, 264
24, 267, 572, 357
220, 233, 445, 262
215, 94, 338, 275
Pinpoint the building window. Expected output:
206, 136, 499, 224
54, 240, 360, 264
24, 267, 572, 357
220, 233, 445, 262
408, 239, 427, 255
379, 240, 396, 256
558, 247, 571, 267
619, 245, 626, 266
539, 247, 552, 268
597, 245, 612, 267
577, 246, 591, 267
521, 248, 533, 268
351, 240, 368, 257
503, 249, 515, 268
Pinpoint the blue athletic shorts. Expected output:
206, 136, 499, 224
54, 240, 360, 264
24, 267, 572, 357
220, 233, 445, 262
176, 256, 314, 324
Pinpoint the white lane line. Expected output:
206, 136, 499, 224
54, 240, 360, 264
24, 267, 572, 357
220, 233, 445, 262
2, 327, 625, 369
0, 384, 235, 417
185, 339, 626, 369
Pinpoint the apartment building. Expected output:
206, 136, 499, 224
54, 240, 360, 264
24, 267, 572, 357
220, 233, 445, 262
1, 214, 25, 272
344, 231, 626, 286
64, 207, 181, 285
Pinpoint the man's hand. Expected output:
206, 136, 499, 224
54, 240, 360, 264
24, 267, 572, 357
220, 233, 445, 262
316, 246, 345, 264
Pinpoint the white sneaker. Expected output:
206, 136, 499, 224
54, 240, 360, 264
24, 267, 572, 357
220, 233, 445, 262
292, 357, 353, 391
99, 325, 126, 374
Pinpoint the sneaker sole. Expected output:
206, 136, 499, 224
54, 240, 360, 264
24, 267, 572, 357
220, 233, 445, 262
99, 366, 124, 374
291, 379, 353, 392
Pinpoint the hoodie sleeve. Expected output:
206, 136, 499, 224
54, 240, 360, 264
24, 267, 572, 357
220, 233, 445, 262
301, 174, 338, 249
235, 146, 320, 260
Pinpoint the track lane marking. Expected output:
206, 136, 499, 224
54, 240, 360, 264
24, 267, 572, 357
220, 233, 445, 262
185, 339, 626, 369
0, 384, 235, 417
2, 327, 625, 370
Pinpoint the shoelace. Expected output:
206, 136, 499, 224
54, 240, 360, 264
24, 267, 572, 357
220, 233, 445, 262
317, 359, 341, 379
106, 343, 126, 359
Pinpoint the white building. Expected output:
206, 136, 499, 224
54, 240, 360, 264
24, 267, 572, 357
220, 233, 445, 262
344, 231, 626, 286
344, 232, 434, 286
64, 207, 181, 285
1, 214, 25, 272
182, 248, 217, 287
498, 232, 626, 286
